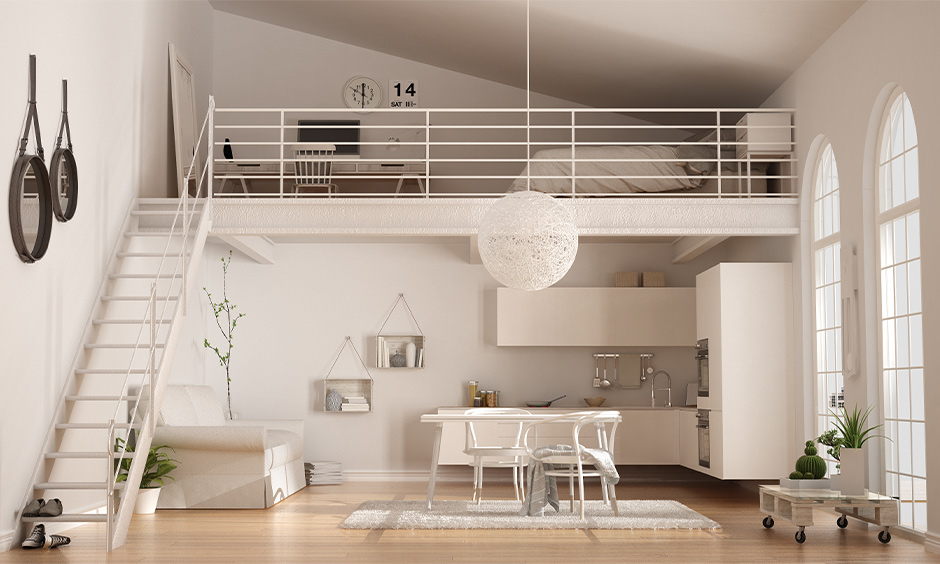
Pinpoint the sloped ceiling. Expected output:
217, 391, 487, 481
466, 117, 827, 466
209, 0, 863, 108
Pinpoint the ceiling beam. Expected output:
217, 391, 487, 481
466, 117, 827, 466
214, 235, 276, 265
671, 236, 729, 264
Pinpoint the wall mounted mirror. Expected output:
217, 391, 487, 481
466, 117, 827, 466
9, 55, 53, 263
50, 80, 77, 221
169, 43, 198, 197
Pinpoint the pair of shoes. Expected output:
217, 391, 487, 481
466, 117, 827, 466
20, 525, 70, 550
38, 499, 63, 517
23, 499, 43, 517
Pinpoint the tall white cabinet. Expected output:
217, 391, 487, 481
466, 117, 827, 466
696, 263, 793, 480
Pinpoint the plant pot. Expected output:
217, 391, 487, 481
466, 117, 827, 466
838, 448, 866, 495
133, 487, 162, 514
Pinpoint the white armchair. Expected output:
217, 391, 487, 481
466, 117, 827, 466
146, 385, 305, 509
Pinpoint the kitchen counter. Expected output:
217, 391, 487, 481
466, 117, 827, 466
439, 405, 699, 412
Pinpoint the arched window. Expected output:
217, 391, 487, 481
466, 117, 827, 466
811, 142, 841, 475
878, 91, 924, 532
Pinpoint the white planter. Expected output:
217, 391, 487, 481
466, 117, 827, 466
134, 487, 162, 514
838, 448, 866, 495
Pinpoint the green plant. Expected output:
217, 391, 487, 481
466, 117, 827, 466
830, 403, 889, 449
204, 250, 246, 420
816, 428, 843, 462
794, 440, 827, 479
114, 435, 178, 489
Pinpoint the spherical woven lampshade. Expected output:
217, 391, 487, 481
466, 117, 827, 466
478, 191, 579, 291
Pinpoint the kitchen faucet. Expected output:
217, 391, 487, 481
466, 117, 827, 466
650, 369, 672, 407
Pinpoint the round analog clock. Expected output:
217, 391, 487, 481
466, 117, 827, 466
343, 76, 382, 110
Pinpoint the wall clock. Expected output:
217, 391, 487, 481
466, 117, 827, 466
344, 76, 382, 110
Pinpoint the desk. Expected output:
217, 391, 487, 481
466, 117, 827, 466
215, 161, 427, 196
758, 485, 898, 544
420, 410, 619, 509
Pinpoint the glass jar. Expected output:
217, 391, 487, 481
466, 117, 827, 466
468, 380, 478, 407
486, 390, 498, 407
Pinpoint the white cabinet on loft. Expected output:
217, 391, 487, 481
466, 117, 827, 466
496, 287, 696, 347
695, 262, 793, 480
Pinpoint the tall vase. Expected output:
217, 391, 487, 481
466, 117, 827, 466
405, 341, 417, 368
839, 448, 866, 495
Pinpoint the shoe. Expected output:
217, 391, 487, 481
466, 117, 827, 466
21, 524, 45, 549
23, 499, 43, 517
38, 498, 63, 517
47, 534, 70, 549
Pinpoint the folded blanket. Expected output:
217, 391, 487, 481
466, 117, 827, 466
519, 444, 619, 516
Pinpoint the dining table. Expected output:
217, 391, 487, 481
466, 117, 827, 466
419, 410, 620, 509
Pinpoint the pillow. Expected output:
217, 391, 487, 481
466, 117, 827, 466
677, 143, 717, 176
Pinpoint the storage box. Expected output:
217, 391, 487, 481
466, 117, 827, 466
615, 272, 640, 287
642, 271, 666, 287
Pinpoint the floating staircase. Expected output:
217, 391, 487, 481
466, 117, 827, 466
13, 196, 211, 551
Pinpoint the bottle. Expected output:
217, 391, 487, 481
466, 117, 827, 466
468, 381, 478, 407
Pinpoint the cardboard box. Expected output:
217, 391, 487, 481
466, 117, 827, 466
642, 271, 666, 287
615, 272, 640, 287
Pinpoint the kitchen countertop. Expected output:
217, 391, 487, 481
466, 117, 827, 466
439, 405, 699, 412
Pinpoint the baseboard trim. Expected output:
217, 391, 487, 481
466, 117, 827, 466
925, 531, 940, 554
343, 468, 475, 483
0, 529, 13, 553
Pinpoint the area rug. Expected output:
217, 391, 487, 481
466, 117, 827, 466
341, 499, 720, 530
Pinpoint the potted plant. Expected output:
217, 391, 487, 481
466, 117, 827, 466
114, 435, 179, 514
826, 403, 889, 495
204, 250, 246, 420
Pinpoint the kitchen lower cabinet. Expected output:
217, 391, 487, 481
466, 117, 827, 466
678, 409, 699, 469
434, 407, 682, 465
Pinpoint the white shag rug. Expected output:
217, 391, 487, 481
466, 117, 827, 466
341, 499, 720, 530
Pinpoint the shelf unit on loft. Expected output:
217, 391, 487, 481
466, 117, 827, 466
375, 293, 425, 369
323, 336, 373, 413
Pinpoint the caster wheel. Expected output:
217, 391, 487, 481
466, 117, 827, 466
837, 515, 848, 528
879, 531, 892, 544
795, 530, 806, 544
762, 516, 774, 529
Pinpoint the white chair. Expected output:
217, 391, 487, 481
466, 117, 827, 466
464, 408, 530, 503
291, 143, 337, 196
522, 411, 620, 520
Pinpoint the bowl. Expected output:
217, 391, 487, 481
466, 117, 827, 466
583, 397, 606, 407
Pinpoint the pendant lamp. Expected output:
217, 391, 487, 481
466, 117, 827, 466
477, 0, 578, 291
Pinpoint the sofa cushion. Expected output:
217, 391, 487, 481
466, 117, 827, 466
264, 430, 303, 468
159, 385, 227, 426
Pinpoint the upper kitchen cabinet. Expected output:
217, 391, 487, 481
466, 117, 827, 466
496, 287, 696, 346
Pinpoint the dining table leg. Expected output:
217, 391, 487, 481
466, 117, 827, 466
426, 422, 443, 509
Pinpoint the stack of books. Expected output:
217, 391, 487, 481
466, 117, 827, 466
341, 396, 370, 412
304, 461, 342, 485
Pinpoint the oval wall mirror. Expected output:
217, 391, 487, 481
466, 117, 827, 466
9, 155, 53, 262
50, 80, 77, 221
8, 54, 54, 263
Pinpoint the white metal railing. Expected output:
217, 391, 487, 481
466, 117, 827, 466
210, 107, 797, 199
105, 97, 215, 551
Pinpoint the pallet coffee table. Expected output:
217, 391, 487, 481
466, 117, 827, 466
759, 485, 898, 543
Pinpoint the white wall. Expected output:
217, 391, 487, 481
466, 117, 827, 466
760, 0, 940, 546
173, 239, 726, 473
0, 0, 213, 546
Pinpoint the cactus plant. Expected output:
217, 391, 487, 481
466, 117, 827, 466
795, 440, 827, 479
789, 470, 803, 480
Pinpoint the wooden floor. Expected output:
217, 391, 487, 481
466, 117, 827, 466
5, 470, 940, 563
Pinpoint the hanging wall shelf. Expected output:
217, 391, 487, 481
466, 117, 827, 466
323, 336, 373, 413
376, 293, 425, 368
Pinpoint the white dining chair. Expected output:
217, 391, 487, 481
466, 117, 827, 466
464, 408, 530, 503
522, 411, 620, 520
291, 143, 337, 196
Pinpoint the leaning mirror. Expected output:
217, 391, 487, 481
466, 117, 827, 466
9, 54, 53, 263
50, 80, 78, 221
169, 43, 199, 197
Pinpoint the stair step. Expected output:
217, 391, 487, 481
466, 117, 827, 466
84, 343, 165, 349
131, 210, 183, 216
21, 514, 109, 523
45, 452, 109, 459
34, 482, 126, 491
55, 423, 139, 430
109, 273, 183, 280
124, 231, 194, 238
118, 252, 191, 258
75, 368, 147, 374
66, 395, 139, 402
102, 295, 179, 302
92, 318, 173, 325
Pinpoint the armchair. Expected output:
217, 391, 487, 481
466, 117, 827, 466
144, 385, 305, 509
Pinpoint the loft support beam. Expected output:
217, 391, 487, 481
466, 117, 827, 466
671, 236, 729, 264
215, 235, 276, 265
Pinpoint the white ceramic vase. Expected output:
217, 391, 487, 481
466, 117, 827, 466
405, 341, 417, 367
134, 487, 162, 514
839, 448, 866, 495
